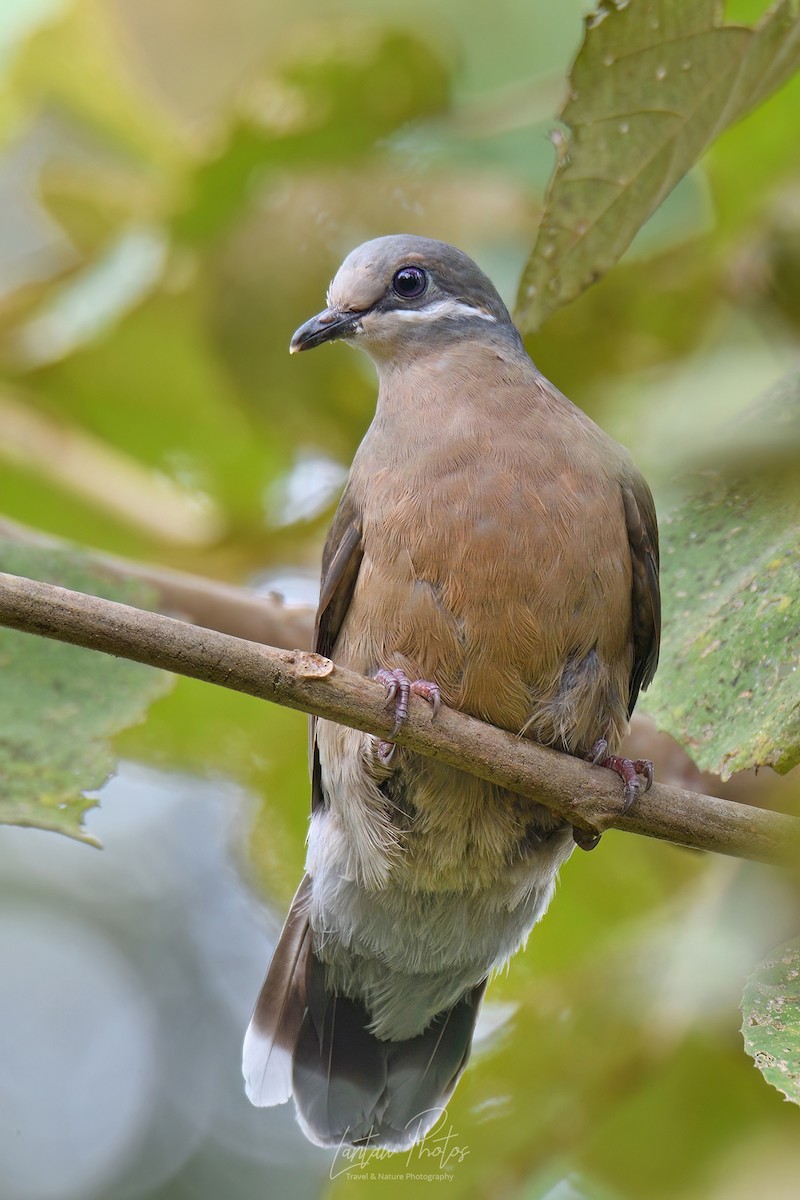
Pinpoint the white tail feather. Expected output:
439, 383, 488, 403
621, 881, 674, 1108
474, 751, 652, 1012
242, 875, 312, 1107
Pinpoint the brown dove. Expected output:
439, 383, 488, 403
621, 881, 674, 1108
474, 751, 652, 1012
243, 235, 660, 1150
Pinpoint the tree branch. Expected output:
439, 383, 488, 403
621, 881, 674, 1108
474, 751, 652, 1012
1, 517, 788, 810
0, 570, 796, 867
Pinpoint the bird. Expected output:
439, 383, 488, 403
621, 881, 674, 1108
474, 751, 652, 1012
243, 234, 660, 1151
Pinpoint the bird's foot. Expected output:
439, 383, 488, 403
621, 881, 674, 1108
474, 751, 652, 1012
587, 738, 654, 814
373, 668, 441, 764
572, 740, 653, 849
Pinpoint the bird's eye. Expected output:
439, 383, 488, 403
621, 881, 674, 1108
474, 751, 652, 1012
392, 266, 427, 299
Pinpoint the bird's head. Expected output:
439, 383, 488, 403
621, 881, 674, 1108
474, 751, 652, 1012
290, 235, 522, 363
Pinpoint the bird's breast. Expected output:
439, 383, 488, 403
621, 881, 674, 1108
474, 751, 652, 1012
337, 431, 632, 737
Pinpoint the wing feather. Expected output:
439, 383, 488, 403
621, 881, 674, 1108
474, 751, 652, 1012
310, 486, 364, 810
620, 471, 661, 716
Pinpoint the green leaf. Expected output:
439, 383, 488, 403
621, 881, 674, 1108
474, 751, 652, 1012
516, 0, 800, 332
0, 540, 172, 843
642, 370, 800, 778
742, 937, 800, 1106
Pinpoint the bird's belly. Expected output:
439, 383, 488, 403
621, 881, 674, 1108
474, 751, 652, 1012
306, 800, 574, 1038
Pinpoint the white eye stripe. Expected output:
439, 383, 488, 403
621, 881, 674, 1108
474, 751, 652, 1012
388, 298, 497, 323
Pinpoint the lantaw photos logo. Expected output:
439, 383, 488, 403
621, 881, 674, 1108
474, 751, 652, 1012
329, 1108, 470, 1182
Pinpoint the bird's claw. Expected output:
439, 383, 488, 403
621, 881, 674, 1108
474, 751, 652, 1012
375, 668, 441, 741
587, 738, 654, 815
374, 738, 397, 766
572, 826, 602, 851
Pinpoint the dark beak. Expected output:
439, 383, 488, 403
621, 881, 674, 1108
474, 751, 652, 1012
289, 307, 362, 354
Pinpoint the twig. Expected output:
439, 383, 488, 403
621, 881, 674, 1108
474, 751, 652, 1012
0, 570, 797, 867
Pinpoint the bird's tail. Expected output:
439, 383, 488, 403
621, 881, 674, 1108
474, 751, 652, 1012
243, 874, 485, 1150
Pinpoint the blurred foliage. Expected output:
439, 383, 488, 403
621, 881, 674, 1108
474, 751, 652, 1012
0, 538, 171, 840
742, 937, 800, 1106
642, 371, 800, 778
517, 0, 800, 331
0, 0, 799, 1198
173, 25, 450, 245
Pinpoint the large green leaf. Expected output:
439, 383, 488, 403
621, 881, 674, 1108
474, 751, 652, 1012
742, 937, 800, 1106
516, 0, 800, 332
0, 540, 172, 842
642, 370, 800, 778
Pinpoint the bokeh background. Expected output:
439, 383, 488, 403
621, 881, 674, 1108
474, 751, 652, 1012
0, 1, 799, 1198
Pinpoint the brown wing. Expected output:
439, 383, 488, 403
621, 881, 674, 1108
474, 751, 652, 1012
620, 470, 661, 717
310, 485, 364, 810
315, 488, 364, 659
